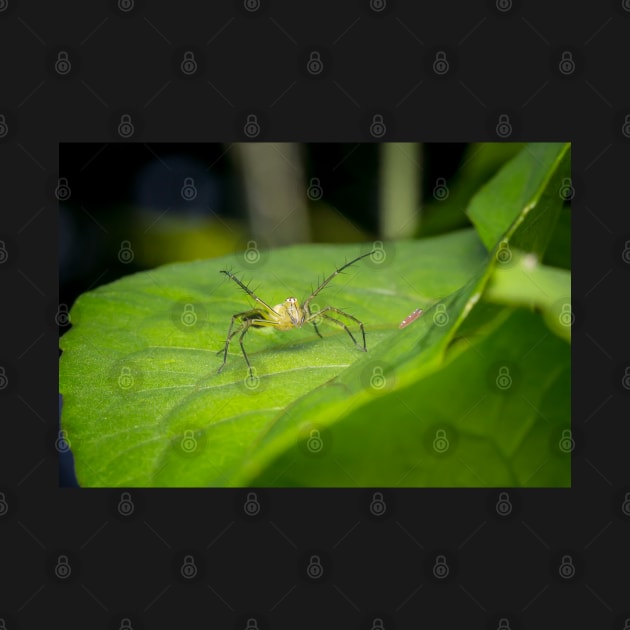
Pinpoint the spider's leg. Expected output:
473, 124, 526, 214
307, 306, 367, 351
220, 270, 279, 316
236, 319, 281, 377
237, 323, 254, 377
304, 305, 323, 338
217, 310, 264, 373
302, 251, 372, 311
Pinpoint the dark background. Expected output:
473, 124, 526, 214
58, 142, 469, 312
2, 1, 629, 629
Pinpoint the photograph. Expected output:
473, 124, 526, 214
58, 141, 571, 487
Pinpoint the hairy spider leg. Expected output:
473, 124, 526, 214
302, 251, 372, 311
303, 302, 324, 339
217, 309, 279, 375
305, 306, 367, 351
219, 269, 280, 316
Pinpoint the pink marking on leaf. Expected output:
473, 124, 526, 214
399, 308, 424, 329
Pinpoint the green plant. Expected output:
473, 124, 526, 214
59, 142, 570, 487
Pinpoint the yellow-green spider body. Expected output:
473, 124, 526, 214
217, 252, 371, 376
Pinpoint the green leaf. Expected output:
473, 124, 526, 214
467, 142, 570, 255
60, 143, 570, 487
250, 309, 570, 487
60, 232, 486, 486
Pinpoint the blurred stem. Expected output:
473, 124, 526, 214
379, 143, 422, 239
233, 143, 310, 247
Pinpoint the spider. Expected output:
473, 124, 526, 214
217, 252, 372, 376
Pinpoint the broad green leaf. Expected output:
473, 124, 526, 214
60, 232, 486, 486
250, 309, 570, 487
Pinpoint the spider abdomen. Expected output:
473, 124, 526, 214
274, 297, 305, 329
